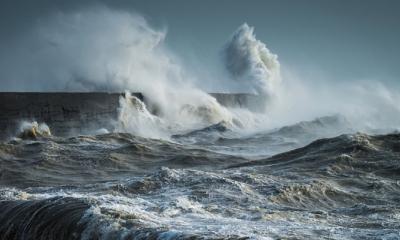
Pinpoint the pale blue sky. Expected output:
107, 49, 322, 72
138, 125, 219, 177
1, 0, 399, 86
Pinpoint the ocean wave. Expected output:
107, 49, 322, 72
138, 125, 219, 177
17, 121, 52, 140
1, 120, 400, 239
0, 133, 246, 188
229, 132, 400, 171
0, 197, 89, 240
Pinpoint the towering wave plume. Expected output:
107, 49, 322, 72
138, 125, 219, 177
223, 23, 281, 99
0, 6, 242, 137
116, 91, 235, 139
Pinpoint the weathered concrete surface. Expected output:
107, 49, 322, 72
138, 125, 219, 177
0, 92, 263, 138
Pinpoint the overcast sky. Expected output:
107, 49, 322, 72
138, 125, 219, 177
1, 0, 399, 87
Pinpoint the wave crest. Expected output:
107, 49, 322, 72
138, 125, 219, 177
224, 23, 281, 99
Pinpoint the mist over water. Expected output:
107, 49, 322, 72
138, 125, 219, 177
1, 5, 400, 240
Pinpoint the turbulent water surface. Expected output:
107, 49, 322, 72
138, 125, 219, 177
0, 12, 399, 239
0, 114, 399, 240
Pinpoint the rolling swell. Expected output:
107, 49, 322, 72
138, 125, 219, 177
1, 120, 400, 238
228, 133, 400, 219
0, 133, 246, 187
0, 194, 204, 240
229, 132, 400, 173
0, 197, 89, 240
184, 115, 355, 157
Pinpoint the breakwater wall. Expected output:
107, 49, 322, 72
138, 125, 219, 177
0, 92, 263, 138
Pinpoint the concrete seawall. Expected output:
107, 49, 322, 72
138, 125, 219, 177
0, 92, 264, 138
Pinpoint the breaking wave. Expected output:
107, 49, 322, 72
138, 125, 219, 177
223, 23, 281, 101
0, 197, 89, 240
18, 121, 52, 140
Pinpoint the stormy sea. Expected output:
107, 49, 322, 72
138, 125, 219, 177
1, 9, 400, 240
1, 111, 400, 240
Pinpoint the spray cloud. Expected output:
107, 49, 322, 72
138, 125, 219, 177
223, 23, 281, 98
0, 5, 398, 137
